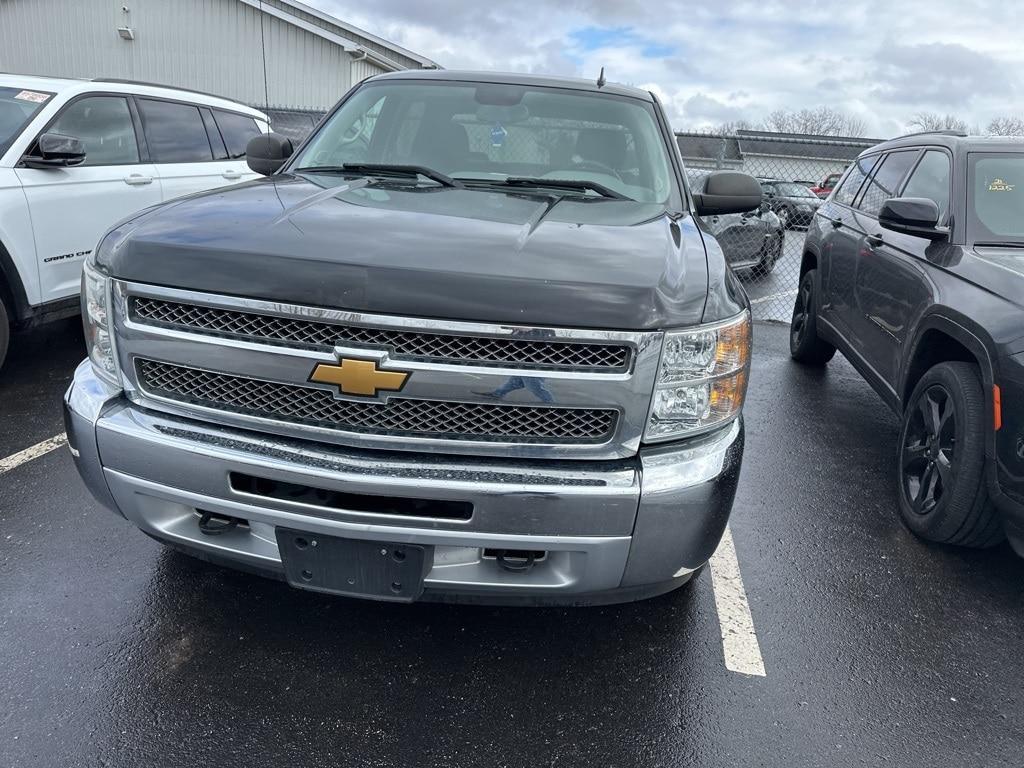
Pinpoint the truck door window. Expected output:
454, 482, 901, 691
46, 96, 139, 166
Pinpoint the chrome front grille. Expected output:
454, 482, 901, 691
131, 297, 631, 371
136, 359, 618, 443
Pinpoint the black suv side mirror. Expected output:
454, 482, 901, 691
878, 198, 948, 241
23, 132, 86, 169
693, 172, 762, 216
246, 133, 294, 176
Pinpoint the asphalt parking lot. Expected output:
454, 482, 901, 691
2, 319, 1022, 768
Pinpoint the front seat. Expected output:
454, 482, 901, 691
573, 129, 627, 172
410, 120, 482, 172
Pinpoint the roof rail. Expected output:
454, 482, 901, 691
894, 129, 969, 139
91, 78, 257, 111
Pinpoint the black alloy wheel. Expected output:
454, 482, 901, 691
901, 383, 956, 516
896, 362, 1004, 547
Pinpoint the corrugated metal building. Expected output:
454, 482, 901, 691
0, 0, 438, 137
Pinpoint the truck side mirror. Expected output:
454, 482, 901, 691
246, 133, 294, 176
693, 172, 762, 216
23, 132, 86, 169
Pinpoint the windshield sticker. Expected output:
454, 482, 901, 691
14, 90, 50, 103
490, 123, 507, 148
988, 178, 1015, 192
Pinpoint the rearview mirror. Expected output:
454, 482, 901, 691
246, 133, 294, 176
22, 132, 86, 169
878, 198, 947, 241
693, 172, 762, 216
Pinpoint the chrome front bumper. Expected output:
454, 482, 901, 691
65, 360, 745, 605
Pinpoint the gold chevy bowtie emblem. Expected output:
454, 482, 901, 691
309, 358, 409, 397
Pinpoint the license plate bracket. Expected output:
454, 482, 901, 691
275, 528, 430, 602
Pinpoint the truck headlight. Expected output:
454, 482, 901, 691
644, 311, 751, 441
82, 261, 120, 386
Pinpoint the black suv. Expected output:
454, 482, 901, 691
790, 131, 1024, 556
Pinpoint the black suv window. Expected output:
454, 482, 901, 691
213, 109, 261, 158
834, 156, 877, 206
48, 96, 139, 166
857, 150, 918, 217
901, 150, 952, 222
138, 99, 213, 162
968, 153, 1024, 243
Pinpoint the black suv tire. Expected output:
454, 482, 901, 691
897, 362, 1005, 548
789, 269, 836, 365
0, 294, 9, 371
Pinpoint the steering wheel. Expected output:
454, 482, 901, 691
570, 158, 623, 181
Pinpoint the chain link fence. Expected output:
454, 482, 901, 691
677, 130, 878, 323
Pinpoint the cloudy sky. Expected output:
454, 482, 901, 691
307, 0, 1022, 138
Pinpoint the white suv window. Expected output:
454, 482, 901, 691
138, 98, 213, 163
48, 95, 139, 166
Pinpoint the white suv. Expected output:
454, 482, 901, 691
0, 74, 269, 368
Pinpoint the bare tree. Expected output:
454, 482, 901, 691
713, 119, 755, 134
761, 107, 866, 137
907, 112, 968, 132
986, 116, 1024, 135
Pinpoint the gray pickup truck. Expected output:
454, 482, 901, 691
65, 71, 762, 605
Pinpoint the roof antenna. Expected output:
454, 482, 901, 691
596, 67, 606, 88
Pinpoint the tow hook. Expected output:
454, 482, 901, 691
197, 510, 244, 536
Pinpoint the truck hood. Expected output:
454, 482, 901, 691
98, 174, 709, 330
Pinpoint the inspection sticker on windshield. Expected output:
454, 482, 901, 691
14, 90, 50, 103
491, 123, 507, 148
988, 178, 1015, 192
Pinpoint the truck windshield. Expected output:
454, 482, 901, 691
0, 86, 54, 155
292, 80, 677, 204
968, 154, 1024, 246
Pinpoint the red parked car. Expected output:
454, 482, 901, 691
810, 171, 843, 198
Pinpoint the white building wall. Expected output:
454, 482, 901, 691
0, 0, 355, 111
351, 57, 391, 85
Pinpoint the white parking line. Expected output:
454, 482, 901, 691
709, 526, 766, 677
0, 433, 68, 476
749, 289, 797, 305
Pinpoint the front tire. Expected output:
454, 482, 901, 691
897, 362, 1004, 548
777, 206, 792, 229
789, 269, 835, 364
0, 294, 9, 372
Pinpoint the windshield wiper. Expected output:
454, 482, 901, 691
292, 163, 464, 189
973, 241, 1024, 248
475, 177, 632, 201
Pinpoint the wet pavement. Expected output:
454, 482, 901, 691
1, 320, 1022, 767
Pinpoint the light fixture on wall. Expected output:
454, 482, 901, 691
117, 5, 135, 41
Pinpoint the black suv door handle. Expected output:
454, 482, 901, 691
866, 233, 884, 246
829, 216, 843, 228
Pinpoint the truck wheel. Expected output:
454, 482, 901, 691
897, 362, 1004, 548
789, 269, 835, 364
0, 294, 9, 371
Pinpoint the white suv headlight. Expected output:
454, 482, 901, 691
82, 261, 121, 386
645, 311, 751, 442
